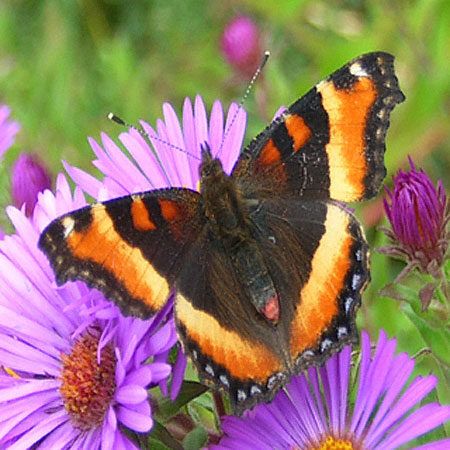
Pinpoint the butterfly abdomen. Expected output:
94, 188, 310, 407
199, 154, 280, 323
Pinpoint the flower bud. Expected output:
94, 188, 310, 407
11, 153, 52, 216
383, 157, 448, 275
220, 15, 262, 77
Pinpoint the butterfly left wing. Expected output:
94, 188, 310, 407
38, 188, 203, 318
232, 52, 404, 202
173, 229, 288, 414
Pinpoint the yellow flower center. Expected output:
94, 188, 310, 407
307, 436, 357, 450
60, 328, 116, 430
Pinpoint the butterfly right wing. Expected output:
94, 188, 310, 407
232, 52, 404, 202
39, 188, 203, 318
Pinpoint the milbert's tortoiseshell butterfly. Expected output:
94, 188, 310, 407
39, 52, 404, 414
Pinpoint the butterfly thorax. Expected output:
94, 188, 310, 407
199, 148, 280, 323
199, 154, 248, 246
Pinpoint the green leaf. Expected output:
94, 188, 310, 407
182, 426, 208, 450
404, 306, 450, 366
155, 381, 208, 421
148, 421, 184, 450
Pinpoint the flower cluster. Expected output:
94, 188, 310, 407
0, 92, 448, 449
0, 175, 178, 448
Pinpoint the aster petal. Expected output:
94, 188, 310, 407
219, 102, 246, 173
378, 403, 450, 450
0, 335, 59, 375
194, 95, 209, 152
322, 353, 339, 434
119, 128, 166, 188
7, 408, 67, 450
149, 362, 172, 384
63, 160, 104, 199
413, 438, 450, 449
163, 102, 193, 187
0, 305, 68, 351
106, 405, 117, 431
101, 419, 117, 450
351, 330, 384, 433
170, 350, 188, 400
354, 334, 397, 438
209, 100, 224, 155
180, 97, 200, 184
365, 353, 415, 446
138, 121, 173, 186
123, 365, 154, 386
116, 406, 153, 433
0, 394, 60, 441
36, 420, 79, 449
100, 133, 146, 191
115, 384, 148, 405
288, 374, 323, 445
338, 345, 351, 434
367, 375, 439, 446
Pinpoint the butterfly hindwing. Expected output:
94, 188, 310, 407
174, 197, 368, 414
232, 52, 405, 202
39, 188, 203, 318
250, 199, 369, 368
174, 230, 288, 413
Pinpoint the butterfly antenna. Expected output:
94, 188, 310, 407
217, 50, 270, 157
107, 113, 201, 161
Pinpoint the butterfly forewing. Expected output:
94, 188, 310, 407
232, 52, 404, 202
39, 188, 203, 318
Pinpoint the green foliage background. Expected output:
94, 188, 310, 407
0, 0, 449, 446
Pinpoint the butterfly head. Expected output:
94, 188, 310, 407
199, 143, 226, 185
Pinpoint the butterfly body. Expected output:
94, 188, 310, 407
199, 145, 281, 322
39, 52, 405, 413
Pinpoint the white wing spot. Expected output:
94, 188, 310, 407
219, 374, 229, 387
250, 385, 262, 396
62, 217, 75, 238
338, 326, 348, 338
204, 364, 214, 377
345, 297, 354, 314
237, 389, 247, 402
352, 274, 362, 290
350, 62, 368, 77
320, 339, 333, 352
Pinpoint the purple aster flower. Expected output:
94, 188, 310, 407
213, 330, 450, 449
11, 152, 52, 216
0, 175, 177, 449
220, 15, 263, 77
382, 157, 448, 276
0, 104, 20, 161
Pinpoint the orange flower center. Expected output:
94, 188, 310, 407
60, 328, 116, 430
300, 435, 358, 450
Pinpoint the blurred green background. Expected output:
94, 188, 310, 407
0, 0, 449, 439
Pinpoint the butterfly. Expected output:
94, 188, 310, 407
39, 52, 404, 414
